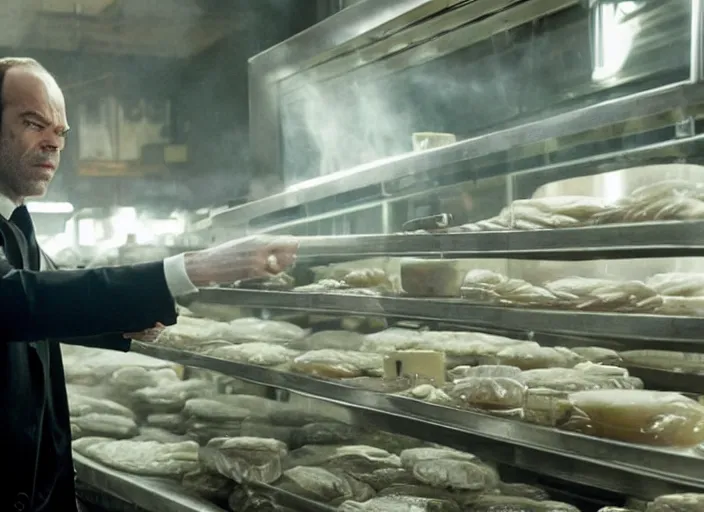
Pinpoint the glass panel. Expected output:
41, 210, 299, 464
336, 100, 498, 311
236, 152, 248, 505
279, 0, 691, 186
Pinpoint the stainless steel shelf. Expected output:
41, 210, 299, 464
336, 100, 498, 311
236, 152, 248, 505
73, 453, 225, 512
297, 220, 704, 263
219, 81, 704, 230
196, 289, 704, 348
130, 343, 704, 500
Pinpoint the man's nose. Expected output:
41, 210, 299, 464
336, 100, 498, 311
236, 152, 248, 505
41, 140, 60, 152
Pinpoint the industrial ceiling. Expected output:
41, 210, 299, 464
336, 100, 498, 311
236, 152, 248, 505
0, 0, 251, 58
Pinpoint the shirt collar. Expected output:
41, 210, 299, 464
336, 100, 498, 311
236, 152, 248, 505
0, 194, 17, 220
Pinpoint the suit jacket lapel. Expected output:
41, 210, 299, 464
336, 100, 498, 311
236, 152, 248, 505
0, 216, 29, 270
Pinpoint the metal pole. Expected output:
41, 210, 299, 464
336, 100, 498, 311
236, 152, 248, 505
691, 0, 703, 82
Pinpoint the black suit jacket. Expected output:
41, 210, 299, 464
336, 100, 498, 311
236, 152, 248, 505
0, 215, 178, 511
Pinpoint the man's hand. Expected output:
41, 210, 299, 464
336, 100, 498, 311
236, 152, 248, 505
183, 235, 299, 287
124, 323, 165, 342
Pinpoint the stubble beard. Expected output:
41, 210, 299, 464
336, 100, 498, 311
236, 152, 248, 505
0, 145, 50, 201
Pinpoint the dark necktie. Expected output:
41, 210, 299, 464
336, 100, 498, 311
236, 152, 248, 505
10, 205, 40, 270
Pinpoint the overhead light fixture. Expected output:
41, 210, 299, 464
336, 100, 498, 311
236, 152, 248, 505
26, 201, 75, 214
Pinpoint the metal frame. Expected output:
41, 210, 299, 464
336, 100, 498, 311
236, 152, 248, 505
241, 0, 703, 239
691, 0, 704, 82
73, 454, 225, 512
229, 80, 704, 230
131, 343, 704, 499
249, 0, 450, 195
195, 288, 704, 350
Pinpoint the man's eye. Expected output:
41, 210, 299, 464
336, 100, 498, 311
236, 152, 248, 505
24, 120, 43, 130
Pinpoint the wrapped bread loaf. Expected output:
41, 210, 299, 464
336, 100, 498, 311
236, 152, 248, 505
291, 350, 383, 378
645, 493, 704, 512
619, 350, 704, 374
401, 259, 466, 297
493, 345, 583, 370
449, 376, 526, 411
563, 390, 704, 446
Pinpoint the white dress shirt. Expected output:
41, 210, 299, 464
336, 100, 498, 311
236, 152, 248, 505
0, 195, 198, 297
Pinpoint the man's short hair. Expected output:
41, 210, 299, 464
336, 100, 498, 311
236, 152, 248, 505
0, 57, 47, 127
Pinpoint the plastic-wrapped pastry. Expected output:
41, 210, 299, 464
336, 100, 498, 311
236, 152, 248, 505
227, 487, 289, 512
450, 376, 526, 410
564, 390, 704, 446
289, 331, 366, 351
185, 420, 243, 445
322, 445, 402, 477
570, 347, 622, 365
108, 366, 179, 395
239, 419, 297, 445
592, 179, 704, 225
400, 447, 479, 468
200, 437, 287, 484
73, 438, 199, 477
132, 427, 190, 444
656, 296, 704, 316
354, 468, 417, 491
499, 482, 551, 501
68, 394, 136, 419
291, 422, 360, 447
182, 397, 252, 422
282, 445, 340, 469
295, 279, 347, 292
131, 379, 214, 414
413, 458, 499, 491
419, 332, 527, 366
619, 350, 704, 374
471, 495, 580, 511
355, 430, 427, 455
361, 328, 426, 353
448, 364, 523, 381
376, 483, 459, 500
646, 272, 704, 297
205, 342, 299, 366
343, 268, 393, 289
155, 320, 214, 349
291, 350, 384, 378
400, 259, 466, 297
181, 468, 234, 502
403, 384, 454, 405
645, 493, 704, 512
521, 367, 641, 393
492, 197, 598, 230
543, 277, 661, 312
523, 388, 574, 427
71, 414, 138, 439
224, 317, 307, 344
338, 495, 461, 512
461, 270, 559, 307
493, 345, 583, 370
145, 414, 186, 433
277, 466, 375, 504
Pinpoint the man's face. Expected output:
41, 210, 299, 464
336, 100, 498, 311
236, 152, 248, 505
0, 66, 68, 202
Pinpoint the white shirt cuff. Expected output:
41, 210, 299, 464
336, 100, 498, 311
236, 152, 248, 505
163, 254, 198, 297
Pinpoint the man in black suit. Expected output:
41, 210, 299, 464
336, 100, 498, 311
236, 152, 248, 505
0, 57, 298, 511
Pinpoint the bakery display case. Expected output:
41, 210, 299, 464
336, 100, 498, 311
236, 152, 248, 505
73, 0, 704, 510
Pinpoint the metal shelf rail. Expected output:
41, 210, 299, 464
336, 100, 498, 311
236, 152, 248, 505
130, 343, 704, 501
194, 289, 704, 349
